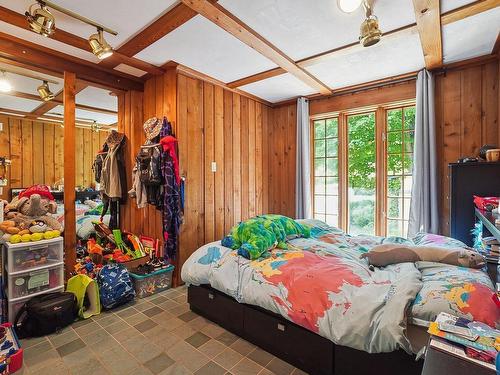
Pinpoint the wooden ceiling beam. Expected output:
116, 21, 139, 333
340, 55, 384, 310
30, 82, 86, 116
2, 89, 117, 115
412, 0, 443, 70
0, 6, 162, 76
441, 0, 500, 25
0, 33, 143, 91
181, 0, 332, 95
227, 67, 286, 89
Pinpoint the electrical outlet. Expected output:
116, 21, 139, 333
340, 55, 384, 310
211, 162, 217, 172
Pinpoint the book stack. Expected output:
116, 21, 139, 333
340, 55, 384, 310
481, 237, 500, 263
428, 312, 499, 371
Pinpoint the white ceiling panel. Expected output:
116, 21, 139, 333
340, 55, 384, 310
443, 7, 500, 63
305, 28, 425, 90
134, 15, 277, 83
114, 64, 148, 77
0, 94, 41, 112
239, 73, 316, 103
49, 105, 117, 125
0, 63, 62, 95
76, 87, 117, 111
219, 0, 416, 61
1, 0, 179, 49
0, 21, 99, 63
440, 0, 476, 14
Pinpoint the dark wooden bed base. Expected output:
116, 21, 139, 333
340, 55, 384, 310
188, 285, 423, 375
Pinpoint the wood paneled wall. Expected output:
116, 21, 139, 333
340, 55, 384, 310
436, 59, 499, 235
0, 115, 106, 201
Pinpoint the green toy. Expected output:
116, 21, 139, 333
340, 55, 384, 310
221, 214, 310, 260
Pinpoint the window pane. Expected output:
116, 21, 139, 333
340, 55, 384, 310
326, 118, 338, 137
326, 177, 338, 195
326, 138, 338, 157
325, 215, 338, 228
404, 107, 416, 130
387, 220, 402, 237
403, 198, 411, 221
387, 109, 402, 131
403, 176, 413, 196
404, 131, 414, 153
348, 113, 376, 235
387, 132, 403, 154
326, 158, 338, 176
315, 139, 326, 157
315, 177, 325, 195
387, 154, 402, 175
314, 214, 326, 222
314, 120, 326, 138
315, 195, 325, 214
387, 176, 402, 197
388, 198, 402, 219
315, 158, 325, 176
404, 153, 413, 174
326, 195, 339, 214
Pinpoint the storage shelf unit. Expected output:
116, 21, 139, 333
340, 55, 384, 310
1, 237, 64, 322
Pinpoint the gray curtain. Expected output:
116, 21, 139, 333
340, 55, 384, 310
408, 69, 439, 237
295, 97, 312, 219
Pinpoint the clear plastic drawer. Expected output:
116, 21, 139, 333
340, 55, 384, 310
5, 237, 63, 273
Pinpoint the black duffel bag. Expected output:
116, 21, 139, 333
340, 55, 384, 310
14, 292, 78, 339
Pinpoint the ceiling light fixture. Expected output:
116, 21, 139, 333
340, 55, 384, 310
37, 80, 55, 101
88, 28, 114, 59
25, 1, 56, 37
359, 0, 382, 47
337, 0, 363, 13
0, 71, 12, 93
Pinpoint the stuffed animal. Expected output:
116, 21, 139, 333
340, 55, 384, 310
5, 185, 62, 232
360, 243, 485, 269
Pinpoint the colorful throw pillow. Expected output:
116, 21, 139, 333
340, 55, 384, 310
221, 215, 310, 260
410, 262, 499, 328
412, 232, 468, 249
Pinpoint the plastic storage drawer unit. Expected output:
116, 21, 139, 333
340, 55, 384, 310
7, 264, 64, 300
4, 238, 63, 273
129, 265, 174, 298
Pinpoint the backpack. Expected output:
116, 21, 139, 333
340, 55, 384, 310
14, 292, 77, 339
92, 153, 106, 183
96, 264, 135, 309
136, 146, 162, 186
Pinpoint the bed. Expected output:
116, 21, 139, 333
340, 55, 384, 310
181, 219, 499, 375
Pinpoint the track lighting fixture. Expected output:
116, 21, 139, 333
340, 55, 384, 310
0, 71, 12, 93
25, 1, 56, 37
89, 29, 114, 60
25, 1, 117, 58
359, 1, 382, 47
337, 0, 363, 13
37, 80, 55, 101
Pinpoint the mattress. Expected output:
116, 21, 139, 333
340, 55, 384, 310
181, 219, 499, 354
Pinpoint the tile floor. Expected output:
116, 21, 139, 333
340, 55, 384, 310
17, 285, 307, 375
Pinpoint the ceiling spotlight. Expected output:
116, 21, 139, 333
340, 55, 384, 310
338, 0, 363, 13
0, 71, 12, 93
89, 29, 113, 59
359, 1, 382, 47
37, 80, 55, 101
25, 1, 56, 37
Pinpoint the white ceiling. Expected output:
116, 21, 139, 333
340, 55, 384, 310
134, 15, 278, 83
442, 7, 500, 63
0, 95, 41, 112
440, 0, 477, 14
240, 73, 317, 102
114, 63, 148, 78
0, 63, 63, 93
1, 0, 179, 49
76, 87, 117, 111
218, 0, 417, 61
304, 27, 425, 90
49, 105, 117, 125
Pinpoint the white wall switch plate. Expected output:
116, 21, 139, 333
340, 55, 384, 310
211, 162, 217, 172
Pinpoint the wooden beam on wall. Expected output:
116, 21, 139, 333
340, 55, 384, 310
0, 33, 143, 91
63, 71, 76, 279
181, 0, 332, 95
0, 6, 162, 76
412, 0, 443, 70
227, 67, 286, 89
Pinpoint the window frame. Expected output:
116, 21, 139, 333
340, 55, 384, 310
310, 99, 416, 237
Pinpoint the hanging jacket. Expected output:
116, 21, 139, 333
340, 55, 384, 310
128, 165, 148, 208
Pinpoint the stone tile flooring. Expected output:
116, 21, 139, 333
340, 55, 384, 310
17, 285, 307, 375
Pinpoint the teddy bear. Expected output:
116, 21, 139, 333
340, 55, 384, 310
5, 185, 62, 232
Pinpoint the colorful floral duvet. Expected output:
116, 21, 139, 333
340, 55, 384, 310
181, 220, 499, 353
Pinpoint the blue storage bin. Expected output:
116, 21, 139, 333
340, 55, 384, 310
129, 265, 174, 298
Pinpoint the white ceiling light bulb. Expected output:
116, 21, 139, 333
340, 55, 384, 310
0, 71, 12, 93
338, 0, 363, 13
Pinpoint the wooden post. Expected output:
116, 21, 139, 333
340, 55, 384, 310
63, 71, 76, 280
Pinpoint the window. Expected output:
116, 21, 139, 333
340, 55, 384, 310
312, 104, 415, 237
313, 118, 339, 227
